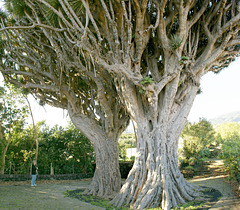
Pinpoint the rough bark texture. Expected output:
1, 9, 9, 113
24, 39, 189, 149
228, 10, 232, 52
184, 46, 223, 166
112, 77, 202, 209
85, 138, 121, 197
0, 0, 239, 209
69, 108, 127, 197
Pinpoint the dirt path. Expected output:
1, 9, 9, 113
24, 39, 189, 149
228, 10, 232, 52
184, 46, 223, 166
189, 158, 240, 209
189, 175, 240, 209
0, 179, 104, 210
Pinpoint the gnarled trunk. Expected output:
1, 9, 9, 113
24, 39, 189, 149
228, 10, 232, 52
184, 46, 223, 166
112, 76, 203, 209
69, 106, 128, 197
112, 123, 201, 209
85, 136, 121, 197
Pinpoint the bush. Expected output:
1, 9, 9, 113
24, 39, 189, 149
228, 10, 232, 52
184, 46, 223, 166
220, 136, 240, 180
119, 161, 134, 178
181, 119, 216, 160
199, 147, 211, 158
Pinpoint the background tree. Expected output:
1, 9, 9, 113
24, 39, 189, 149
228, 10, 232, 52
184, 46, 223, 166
2, 120, 95, 175
0, 0, 240, 209
36, 123, 95, 175
24, 94, 39, 163
181, 119, 216, 160
0, 84, 28, 174
220, 135, 240, 180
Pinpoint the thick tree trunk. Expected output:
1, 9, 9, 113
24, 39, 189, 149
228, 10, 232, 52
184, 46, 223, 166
112, 76, 204, 209
84, 137, 121, 197
112, 122, 202, 209
69, 108, 127, 197
112, 123, 200, 209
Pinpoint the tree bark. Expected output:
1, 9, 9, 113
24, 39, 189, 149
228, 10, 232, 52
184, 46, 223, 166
69, 107, 128, 197
85, 136, 121, 198
112, 124, 201, 209
112, 76, 203, 209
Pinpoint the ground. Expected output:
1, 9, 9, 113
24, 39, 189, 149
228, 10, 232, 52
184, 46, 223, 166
0, 179, 104, 210
0, 159, 239, 209
0, 176, 239, 209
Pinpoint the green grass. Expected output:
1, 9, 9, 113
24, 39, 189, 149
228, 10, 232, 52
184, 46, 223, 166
65, 189, 130, 210
66, 186, 222, 210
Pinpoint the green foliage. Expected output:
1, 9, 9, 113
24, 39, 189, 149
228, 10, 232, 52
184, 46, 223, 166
119, 133, 136, 161
3, 121, 95, 175
169, 34, 183, 50
0, 83, 29, 173
119, 161, 134, 178
4, 0, 29, 17
37, 123, 95, 175
139, 76, 154, 95
180, 56, 190, 64
181, 119, 216, 160
140, 76, 154, 86
181, 56, 190, 60
214, 122, 240, 143
0, 83, 94, 175
220, 136, 240, 180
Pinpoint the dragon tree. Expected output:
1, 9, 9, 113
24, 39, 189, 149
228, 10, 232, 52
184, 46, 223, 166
0, 0, 240, 209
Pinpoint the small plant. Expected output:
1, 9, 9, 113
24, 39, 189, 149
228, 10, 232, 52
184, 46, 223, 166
180, 56, 190, 64
169, 34, 183, 50
139, 76, 154, 95
139, 88, 145, 95
140, 76, 154, 85
181, 56, 190, 60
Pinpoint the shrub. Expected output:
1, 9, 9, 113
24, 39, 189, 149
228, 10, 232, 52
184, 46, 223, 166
220, 136, 240, 180
181, 119, 216, 161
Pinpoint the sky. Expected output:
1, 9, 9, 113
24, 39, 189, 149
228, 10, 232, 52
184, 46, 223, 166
188, 58, 240, 122
0, 1, 239, 128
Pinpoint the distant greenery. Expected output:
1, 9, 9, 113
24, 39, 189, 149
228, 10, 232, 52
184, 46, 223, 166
214, 122, 240, 143
3, 122, 95, 175
119, 133, 136, 161
220, 136, 240, 180
215, 123, 240, 180
180, 119, 216, 167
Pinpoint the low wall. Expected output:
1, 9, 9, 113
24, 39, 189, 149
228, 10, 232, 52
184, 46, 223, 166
0, 173, 93, 182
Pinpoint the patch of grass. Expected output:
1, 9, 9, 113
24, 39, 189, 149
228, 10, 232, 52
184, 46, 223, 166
66, 186, 222, 210
65, 189, 130, 210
